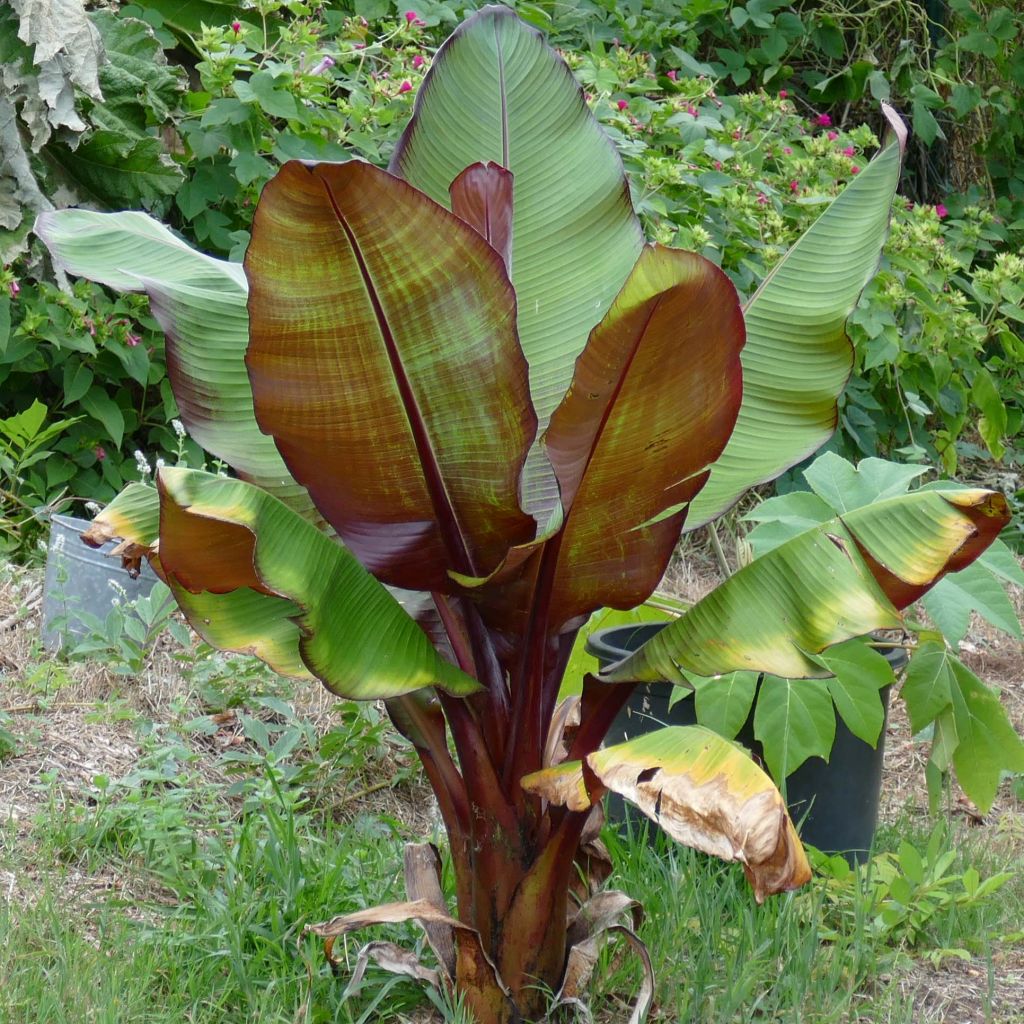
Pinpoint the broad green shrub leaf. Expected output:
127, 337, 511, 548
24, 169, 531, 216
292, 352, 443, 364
753, 676, 836, 780
923, 561, 1022, 645
903, 641, 959, 734
803, 451, 929, 512
811, 639, 894, 746
948, 659, 1024, 811
683, 670, 758, 740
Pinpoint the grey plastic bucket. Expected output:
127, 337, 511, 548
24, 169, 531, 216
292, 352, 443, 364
41, 513, 159, 650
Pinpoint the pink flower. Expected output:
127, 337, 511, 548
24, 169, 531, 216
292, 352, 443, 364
666, 69, 678, 81
732, 129, 742, 140
231, 20, 241, 33
935, 203, 949, 219
617, 99, 629, 111
850, 164, 860, 174
8, 280, 19, 298
816, 113, 832, 127
404, 10, 425, 26
757, 192, 769, 205
399, 80, 412, 93
714, 160, 723, 170
842, 146, 856, 157
126, 332, 141, 347
94, 446, 106, 461
789, 179, 800, 192
778, 89, 788, 99
310, 56, 335, 75
686, 104, 698, 118
782, 146, 792, 155
827, 130, 838, 141
412, 54, 424, 69
353, 42, 365, 49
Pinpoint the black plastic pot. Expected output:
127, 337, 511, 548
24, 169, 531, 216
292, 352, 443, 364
588, 623, 908, 864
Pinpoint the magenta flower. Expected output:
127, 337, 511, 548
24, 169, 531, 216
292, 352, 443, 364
826, 130, 838, 141
757, 192, 769, 205
714, 160, 723, 170
8, 280, 19, 299
778, 89, 788, 99
935, 203, 949, 219
850, 164, 861, 175
666, 69, 678, 81
782, 146, 792, 155
412, 54, 424, 69
126, 332, 141, 347
686, 104, 698, 117
816, 113, 832, 127
94, 445, 107, 461
842, 146, 855, 157
616, 99, 629, 111
231, 20, 241, 33
789, 179, 800, 192
399, 80, 412, 93
310, 56, 335, 75
405, 10, 425, 26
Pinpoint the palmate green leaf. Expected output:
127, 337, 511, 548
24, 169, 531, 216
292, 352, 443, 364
753, 677, 835, 781
803, 452, 930, 513
84, 471, 479, 699
902, 641, 957, 734
686, 105, 908, 529
812, 639, 893, 746
681, 670, 758, 741
522, 726, 811, 903
33, 208, 318, 522
922, 561, 1022, 645
948, 659, 1024, 812
602, 488, 1009, 685
389, 4, 644, 515
245, 159, 536, 592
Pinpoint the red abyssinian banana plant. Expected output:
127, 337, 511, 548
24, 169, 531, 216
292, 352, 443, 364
35, 8, 1009, 1021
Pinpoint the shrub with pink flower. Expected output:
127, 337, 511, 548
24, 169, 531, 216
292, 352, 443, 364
816, 113, 832, 127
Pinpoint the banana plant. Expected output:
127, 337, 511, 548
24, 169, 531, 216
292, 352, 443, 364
35, 8, 1011, 1021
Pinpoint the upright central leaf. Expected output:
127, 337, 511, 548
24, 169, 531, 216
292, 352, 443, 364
543, 245, 745, 627
390, 5, 644, 515
245, 160, 536, 591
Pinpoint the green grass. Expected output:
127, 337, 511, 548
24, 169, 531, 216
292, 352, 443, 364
1, 609, 1021, 1023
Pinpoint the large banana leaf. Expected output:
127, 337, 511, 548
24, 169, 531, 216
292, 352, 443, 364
685, 105, 908, 528
602, 488, 1009, 683
522, 726, 811, 903
33, 209, 317, 522
389, 4, 644, 516
542, 245, 744, 628
245, 160, 536, 591
82, 470, 479, 698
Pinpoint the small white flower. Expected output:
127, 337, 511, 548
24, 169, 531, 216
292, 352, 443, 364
53, 534, 66, 552
108, 579, 128, 600
155, 457, 166, 470
134, 450, 152, 477
172, 419, 186, 438
85, 501, 101, 515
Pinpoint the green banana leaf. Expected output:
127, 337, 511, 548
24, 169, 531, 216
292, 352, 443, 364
390, 4, 644, 516
33, 208, 318, 522
602, 488, 1009, 683
83, 470, 479, 699
685, 105, 908, 529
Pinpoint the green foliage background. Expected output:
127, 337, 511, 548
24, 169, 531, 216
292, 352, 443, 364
1, 0, 1022, 560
